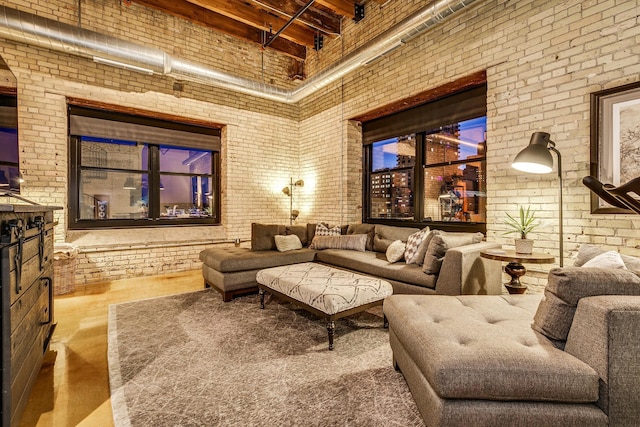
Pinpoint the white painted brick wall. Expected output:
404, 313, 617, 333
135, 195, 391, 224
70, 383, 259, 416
1, 0, 638, 291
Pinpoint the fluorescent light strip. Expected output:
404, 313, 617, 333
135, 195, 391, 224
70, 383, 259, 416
93, 56, 154, 75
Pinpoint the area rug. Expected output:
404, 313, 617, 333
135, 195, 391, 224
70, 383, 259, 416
108, 289, 424, 426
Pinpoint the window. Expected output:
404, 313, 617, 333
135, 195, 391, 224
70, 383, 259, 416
369, 135, 416, 219
0, 94, 20, 193
68, 106, 220, 228
363, 84, 487, 232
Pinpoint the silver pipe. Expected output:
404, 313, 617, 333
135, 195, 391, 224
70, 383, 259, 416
0, 0, 483, 104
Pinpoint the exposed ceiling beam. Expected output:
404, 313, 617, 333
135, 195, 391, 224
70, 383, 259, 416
250, 0, 341, 35
132, 0, 306, 60
315, 0, 354, 18
186, 0, 317, 47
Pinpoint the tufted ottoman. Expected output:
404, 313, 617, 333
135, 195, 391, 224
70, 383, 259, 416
257, 262, 393, 350
384, 294, 608, 426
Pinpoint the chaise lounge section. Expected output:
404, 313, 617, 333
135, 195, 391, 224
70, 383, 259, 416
384, 247, 640, 426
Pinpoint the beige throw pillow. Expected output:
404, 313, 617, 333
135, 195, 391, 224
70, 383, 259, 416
386, 240, 406, 263
581, 251, 627, 269
274, 234, 303, 252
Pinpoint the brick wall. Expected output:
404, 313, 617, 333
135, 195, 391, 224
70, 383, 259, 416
0, 0, 301, 284
1, 0, 639, 290
300, 0, 640, 289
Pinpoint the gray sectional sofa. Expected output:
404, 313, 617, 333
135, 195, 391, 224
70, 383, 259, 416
384, 245, 640, 426
199, 222, 502, 301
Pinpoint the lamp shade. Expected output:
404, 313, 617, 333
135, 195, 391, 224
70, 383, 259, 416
512, 132, 554, 174
123, 176, 136, 190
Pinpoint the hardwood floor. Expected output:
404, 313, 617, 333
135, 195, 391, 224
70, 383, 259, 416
18, 270, 204, 427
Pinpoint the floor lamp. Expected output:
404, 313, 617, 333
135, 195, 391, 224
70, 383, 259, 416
282, 178, 304, 225
511, 132, 564, 267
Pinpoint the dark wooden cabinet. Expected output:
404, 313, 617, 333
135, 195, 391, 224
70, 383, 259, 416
1, 204, 59, 427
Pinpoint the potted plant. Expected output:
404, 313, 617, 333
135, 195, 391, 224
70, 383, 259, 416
503, 206, 539, 254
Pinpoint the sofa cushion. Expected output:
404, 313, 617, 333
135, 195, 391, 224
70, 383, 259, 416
386, 240, 405, 263
423, 231, 483, 274
404, 227, 430, 264
251, 223, 286, 251
316, 249, 436, 289
199, 246, 316, 272
374, 224, 420, 248
533, 267, 640, 347
373, 235, 395, 253
274, 234, 303, 252
346, 223, 375, 251
286, 225, 309, 247
384, 294, 599, 403
309, 234, 367, 251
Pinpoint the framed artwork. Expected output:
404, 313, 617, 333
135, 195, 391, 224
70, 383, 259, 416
590, 81, 640, 213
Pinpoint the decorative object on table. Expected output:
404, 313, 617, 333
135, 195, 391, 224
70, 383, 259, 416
582, 175, 640, 214
282, 177, 304, 225
589, 81, 640, 214
503, 205, 539, 255
511, 131, 564, 266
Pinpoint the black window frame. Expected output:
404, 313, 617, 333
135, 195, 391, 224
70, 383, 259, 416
68, 106, 221, 229
362, 84, 487, 233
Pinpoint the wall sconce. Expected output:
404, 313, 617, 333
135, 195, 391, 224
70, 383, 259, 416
282, 178, 304, 224
512, 131, 563, 266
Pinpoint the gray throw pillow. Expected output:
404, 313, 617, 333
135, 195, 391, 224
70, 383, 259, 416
422, 231, 483, 275
532, 267, 640, 348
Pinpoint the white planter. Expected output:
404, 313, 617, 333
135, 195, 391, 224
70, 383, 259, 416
515, 238, 533, 254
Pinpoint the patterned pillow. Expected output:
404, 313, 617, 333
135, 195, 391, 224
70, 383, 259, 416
404, 227, 431, 264
315, 223, 342, 237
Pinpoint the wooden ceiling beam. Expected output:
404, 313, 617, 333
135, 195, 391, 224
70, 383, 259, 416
132, 0, 306, 60
186, 0, 317, 47
250, 0, 341, 35
315, 0, 355, 18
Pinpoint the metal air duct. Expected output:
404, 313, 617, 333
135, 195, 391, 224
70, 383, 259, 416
0, 0, 483, 104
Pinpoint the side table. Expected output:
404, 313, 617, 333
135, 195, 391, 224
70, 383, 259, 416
480, 249, 555, 294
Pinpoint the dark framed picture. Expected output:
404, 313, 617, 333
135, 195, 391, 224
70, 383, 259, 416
590, 81, 640, 213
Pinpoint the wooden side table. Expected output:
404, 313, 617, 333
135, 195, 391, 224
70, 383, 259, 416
480, 249, 555, 294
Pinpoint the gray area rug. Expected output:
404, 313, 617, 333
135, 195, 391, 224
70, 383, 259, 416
108, 289, 424, 426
